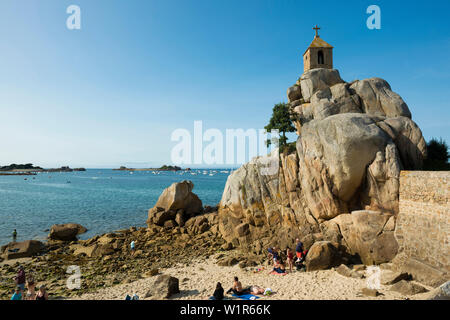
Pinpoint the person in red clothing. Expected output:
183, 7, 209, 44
286, 247, 294, 272
295, 238, 308, 262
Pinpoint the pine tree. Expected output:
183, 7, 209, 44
264, 102, 296, 149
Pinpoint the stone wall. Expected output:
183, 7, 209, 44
394, 171, 449, 285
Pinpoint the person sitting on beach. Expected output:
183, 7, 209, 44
25, 279, 36, 300
14, 266, 26, 292
35, 285, 48, 300
226, 276, 248, 296
212, 282, 224, 300
11, 286, 22, 300
286, 247, 294, 273
270, 258, 286, 274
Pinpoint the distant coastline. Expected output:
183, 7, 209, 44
0, 164, 86, 175
113, 165, 186, 172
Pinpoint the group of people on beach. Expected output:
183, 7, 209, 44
267, 238, 308, 275
210, 238, 307, 300
10, 265, 48, 300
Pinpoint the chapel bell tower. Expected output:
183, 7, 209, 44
303, 25, 333, 73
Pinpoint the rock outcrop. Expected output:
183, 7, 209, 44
335, 264, 363, 279
0, 224, 226, 300
422, 281, 450, 300
145, 275, 180, 299
218, 68, 427, 266
389, 280, 428, 296
49, 223, 87, 241
147, 180, 203, 227
380, 271, 411, 285
321, 210, 398, 265
305, 241, 342, 271
1, 240, 45, 260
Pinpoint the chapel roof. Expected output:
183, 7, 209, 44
303, 36, 333, 55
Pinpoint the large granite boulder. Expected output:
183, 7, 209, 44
297, 114, 401, 220
49, 223, 87, 241
299, 68, 345, 102
147, 180, 203, 227
218, 68, 426, 265
349, 78, 411, 118
305, 241, 342, 271
378, 116, 426, 170
145, 275, 180, 299
218, 151, 317, 248
308, 82, 362, 121
1, 240, 45, 260
322, 210, 399, 265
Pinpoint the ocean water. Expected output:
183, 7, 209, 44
0, 169, 230, 246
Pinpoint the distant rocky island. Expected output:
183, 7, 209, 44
0, 163, 86, 175
0, 163, 43, 172
113, 165, 183, 172
45, 166, 86, 173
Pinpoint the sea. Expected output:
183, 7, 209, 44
0, 169, 231, 246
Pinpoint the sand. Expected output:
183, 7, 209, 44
73, 254, 427, 300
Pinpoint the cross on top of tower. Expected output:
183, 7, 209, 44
303, 25, 333, 73
313, 25, 320, 37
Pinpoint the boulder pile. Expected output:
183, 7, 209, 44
147, 180, 204, 228
218, 68, 427, 266
0, 223, 225, 300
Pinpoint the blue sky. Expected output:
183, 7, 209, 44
0, 0, 449, 168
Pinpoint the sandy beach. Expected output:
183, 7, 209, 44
74, 254, 432, 300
